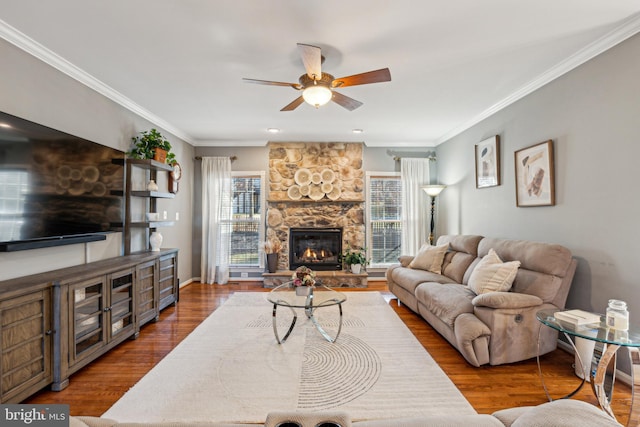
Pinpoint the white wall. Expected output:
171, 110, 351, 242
436, 34, 640, 371
0, 38, 194, 283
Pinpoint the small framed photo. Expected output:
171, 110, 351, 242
475, 135, 500, 188
514, 140, 555, 207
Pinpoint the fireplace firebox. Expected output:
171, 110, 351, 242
289, 228, 342, 271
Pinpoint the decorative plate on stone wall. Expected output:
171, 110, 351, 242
311, 173, 322, 185
294, 168, 312, 186
299, 184, 310, 196
309, 184, 324, 200
321, 168, 335, 183
321, 182, 333, 193
287, 185, 302, 200
327, 186, 341, 200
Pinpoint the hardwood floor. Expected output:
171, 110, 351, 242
25, 281, 632, 424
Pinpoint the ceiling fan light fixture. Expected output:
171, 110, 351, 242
302, 85, 332, 108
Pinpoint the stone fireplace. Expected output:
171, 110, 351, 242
289, 228, 342, 271
266, 142, 365, 273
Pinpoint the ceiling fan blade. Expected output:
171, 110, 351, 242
297, 43, 322, 80
331, 68, 391, 88
243, 78, 301, 89
331, 91, 363, 111
281, 96, 305, 111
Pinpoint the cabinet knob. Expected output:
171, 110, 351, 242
45, 330, 54, 336
103, 307, 112, 312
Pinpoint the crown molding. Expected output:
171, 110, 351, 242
3, 12, 639, 149
436, 12, 640, 145
0, 19, 195, 145
192, 139, 270, 147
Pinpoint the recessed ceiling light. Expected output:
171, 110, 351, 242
267, 128, 280, 133
352, 129, 364, 134
0, 123, 11, 128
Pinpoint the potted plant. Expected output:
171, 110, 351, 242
342, 247, 368, 274
291, 266, 317, 295
128, 128, 176, 164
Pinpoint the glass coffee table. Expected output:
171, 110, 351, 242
537, 309, 640, 426
267, 282, 346, 344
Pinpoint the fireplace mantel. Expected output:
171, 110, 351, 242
267, 198, 364, 203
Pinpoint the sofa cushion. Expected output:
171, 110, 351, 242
468, 249, 520, 295
390, 266, 457, 295
438, 235, 483, 257
409, 243, 448, 273
354, 414, 503, 426
498, 399, 623, 427
437, 235, 483, 283
416, 283, 475, 328
398, 255, 414, 267
71, 417, 117, 427
478, 237, 572, 277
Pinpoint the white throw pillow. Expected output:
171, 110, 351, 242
468, 248, 520, 295
408, 243, 449, 274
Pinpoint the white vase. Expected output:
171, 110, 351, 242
351, 264, 362, 274
149, 231, 163, 251
147, 179, 159, 191
296, 286, 311, 296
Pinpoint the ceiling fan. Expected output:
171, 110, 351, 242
243, 43, 391, 111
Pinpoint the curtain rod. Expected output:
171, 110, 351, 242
386, 150, 436, 161
194, 156, 237, 161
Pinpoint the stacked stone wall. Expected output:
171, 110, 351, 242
266, 142, 365, 270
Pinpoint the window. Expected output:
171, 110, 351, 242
366, 173, 402, 267
229, 172, 265, 267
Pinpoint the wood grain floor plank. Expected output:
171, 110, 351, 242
24, 281, 632, 424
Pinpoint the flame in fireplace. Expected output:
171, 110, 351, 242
301, 247, 333, 262
303, 247, 316, 259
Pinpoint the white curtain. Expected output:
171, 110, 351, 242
401, 158, 430, 255
201, 157, 232, 284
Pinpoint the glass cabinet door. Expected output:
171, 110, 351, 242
109, 269, 134, 340
72, 279, 105, 359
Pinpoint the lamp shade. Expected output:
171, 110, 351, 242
422, 184, 446, 197
302, 85, 332, 108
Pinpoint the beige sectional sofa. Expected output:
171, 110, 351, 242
70, 400, 622, 426
386, 235, 577, 367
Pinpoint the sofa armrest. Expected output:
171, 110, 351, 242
398, 255, 414, 267
70, 417, 117, 427
493, 400, 623, 427
472, 292, 543, 309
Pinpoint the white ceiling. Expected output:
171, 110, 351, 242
1, 1, 640, 147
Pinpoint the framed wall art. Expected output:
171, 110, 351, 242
514, 140, 555, 207
475, 135, 500, 188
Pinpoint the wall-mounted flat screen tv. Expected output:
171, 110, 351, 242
0, 111, 124, 252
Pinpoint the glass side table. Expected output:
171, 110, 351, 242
537, 309, 640, 426
267, 282, 346, 344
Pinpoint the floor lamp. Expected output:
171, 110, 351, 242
422, 185, 446, 245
